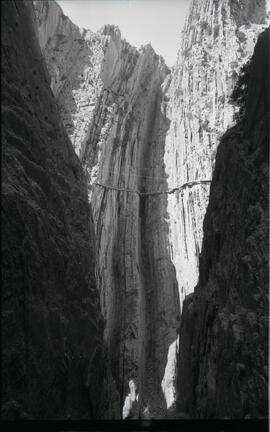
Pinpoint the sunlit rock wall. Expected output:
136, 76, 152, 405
164, 0, 269, 309
33, 0, 268, 418
84, 41, 181, 418
34, 1, 180, 418
177, 27, 269, 417
33, 0, 108, 156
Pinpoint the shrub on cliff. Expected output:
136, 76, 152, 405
230, 57, 252, 122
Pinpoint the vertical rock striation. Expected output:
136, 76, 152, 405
33, 0, 109, 157
34, 0, 180, 418
177, 27, 269, 418
31, 0, 269, 419
164, 0, 268, 309
2, 0, 105, 419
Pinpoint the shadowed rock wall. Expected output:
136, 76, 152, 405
2, 0, 106, 419
31, 0, 269, 419
177, 27, 269, 418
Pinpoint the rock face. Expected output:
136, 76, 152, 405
32, 0, 269, 419
33, 0, 109, 157
84, 48, 181, 418
34, 0, 180, 418
177, 27, 269, 418
2, 0, 106, 419
164, 0, 268, 309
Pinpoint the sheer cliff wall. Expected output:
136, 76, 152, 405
177, 27, 269, 418
33, 0, 268, 419
2, 0, 106, 419
33, 0, 180, 418
164, 0, 268, 309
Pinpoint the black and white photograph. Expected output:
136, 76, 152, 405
1, 0, 269, 430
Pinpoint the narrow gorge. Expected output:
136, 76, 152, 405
2, 0, 269, 421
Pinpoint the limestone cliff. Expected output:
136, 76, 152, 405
177, 27, 269, 418
2, 0, 105, 419
32, 0, 269, 420
34, 0, 180, 418
164, 0, 269, 308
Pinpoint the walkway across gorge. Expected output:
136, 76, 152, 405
92, 179, 211, 196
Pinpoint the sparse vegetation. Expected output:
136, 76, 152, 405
230, 57, 252, 122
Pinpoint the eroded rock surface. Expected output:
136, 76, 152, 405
2, 0, 106, 419
32, 0, 269, 419
177, 27, 269, 418
34, 0, 180, 418
164, 0, 269, 308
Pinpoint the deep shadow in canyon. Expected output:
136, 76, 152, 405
177, 27, 269, 418
2, 0, 105, 419
1, 0, 269, 422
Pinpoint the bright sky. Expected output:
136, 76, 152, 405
57, 0, 191, 67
